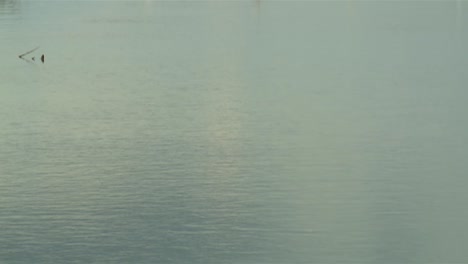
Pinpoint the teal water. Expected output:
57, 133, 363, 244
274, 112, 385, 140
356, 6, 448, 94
1, 1, 468, 263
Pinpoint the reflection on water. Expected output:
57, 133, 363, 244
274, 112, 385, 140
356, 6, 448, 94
1, 1, 468, 263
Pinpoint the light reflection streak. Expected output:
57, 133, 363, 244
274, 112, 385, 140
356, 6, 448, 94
456, 0, 463, 31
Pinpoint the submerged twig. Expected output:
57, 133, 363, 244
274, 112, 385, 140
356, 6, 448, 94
18, 46, 40, 59
19, 56, 34, 64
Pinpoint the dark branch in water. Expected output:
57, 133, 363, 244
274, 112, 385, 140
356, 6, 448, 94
18, 46, 40, 58
18, 47, 44, 64
19, 56, 34, 64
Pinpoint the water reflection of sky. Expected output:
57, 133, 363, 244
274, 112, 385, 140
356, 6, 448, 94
2, 1, 468, 263
0, 0, 19, 14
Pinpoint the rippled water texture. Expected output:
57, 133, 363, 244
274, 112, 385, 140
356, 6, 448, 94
1, 1, 468, 263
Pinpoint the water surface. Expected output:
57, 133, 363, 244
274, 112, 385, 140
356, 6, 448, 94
1, 1, 468, 263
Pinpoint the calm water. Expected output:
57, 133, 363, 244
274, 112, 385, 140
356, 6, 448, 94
1, 1, 468, 263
